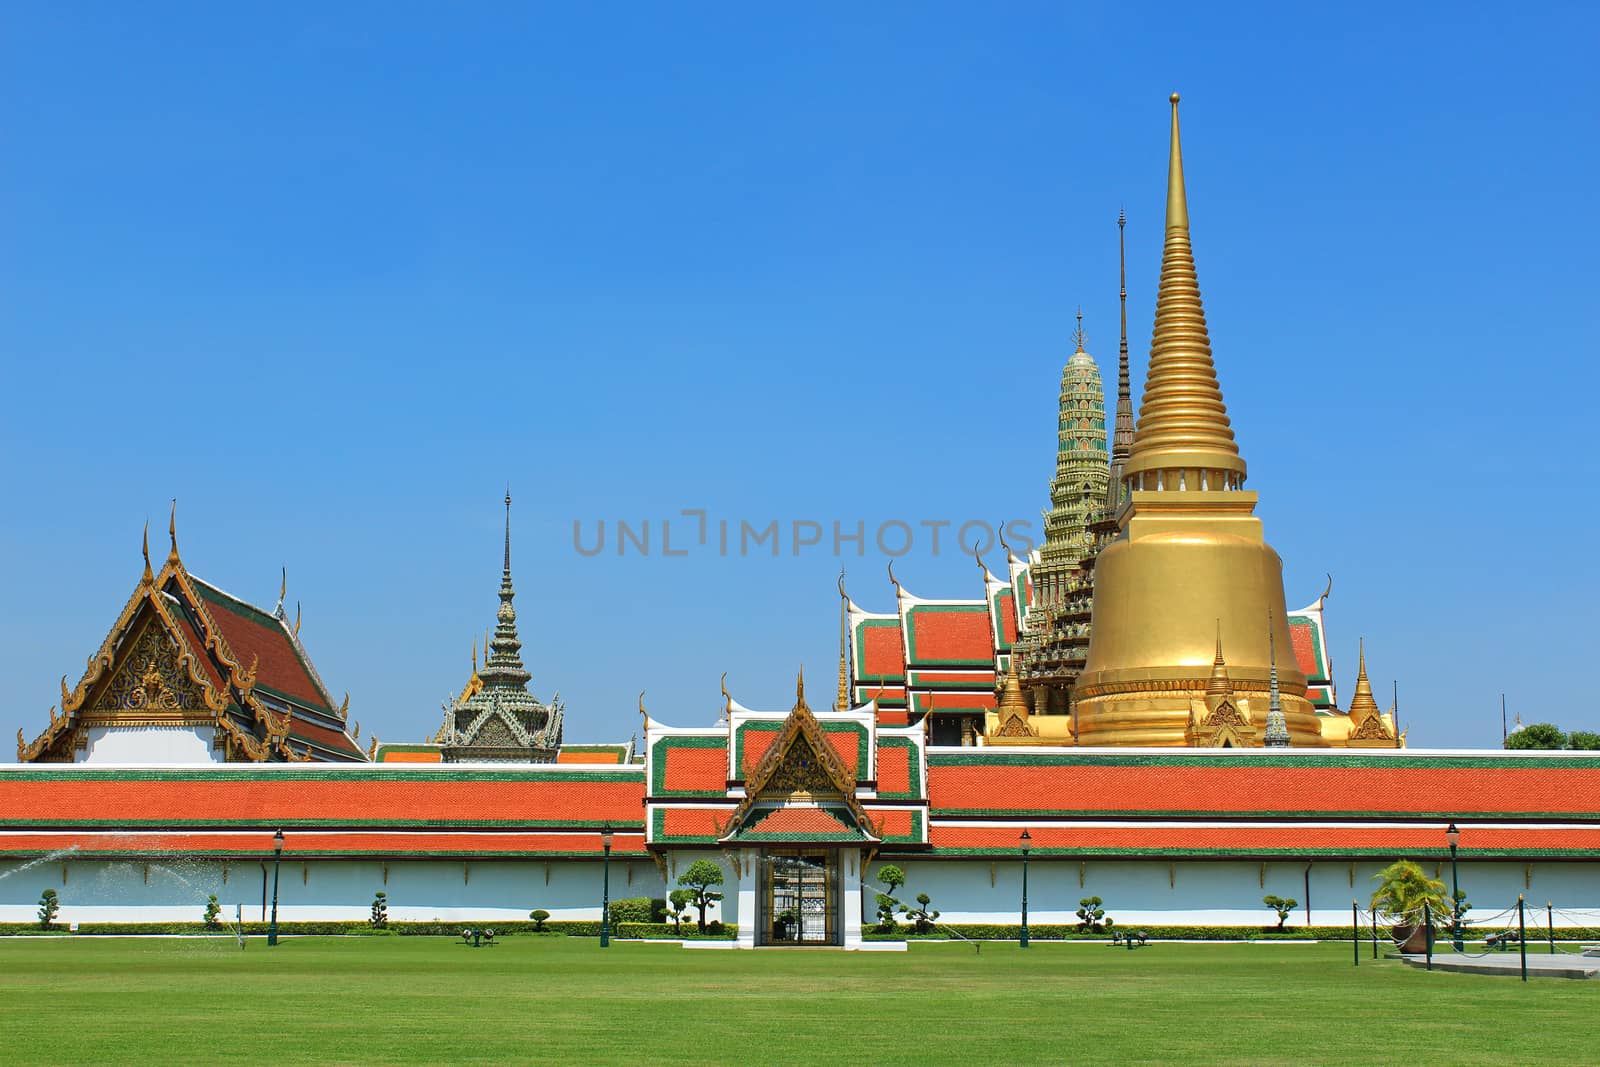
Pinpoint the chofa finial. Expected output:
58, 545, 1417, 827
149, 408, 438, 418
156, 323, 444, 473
140, 521, 153, 585
167, 500, 181, 564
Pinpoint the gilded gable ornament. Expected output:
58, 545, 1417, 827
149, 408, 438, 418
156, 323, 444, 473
1201, 700, 1249, 729
765, 734, 838, 797
1350, 713, 1394, 741
103, 627, 205, 713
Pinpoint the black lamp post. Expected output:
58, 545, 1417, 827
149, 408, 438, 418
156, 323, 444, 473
1019, 828, 1032, 949
267, 829, 284, 947
599, 821, 614, 949
1446, 822, 1462, 952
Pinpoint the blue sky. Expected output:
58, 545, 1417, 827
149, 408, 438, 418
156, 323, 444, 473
3, 3, 1596, 752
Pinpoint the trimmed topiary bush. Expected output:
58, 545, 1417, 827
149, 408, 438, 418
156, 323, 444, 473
606, 896, 653, 924
677, 860, 724, 933
529, 909, 550, 932
1263, 894, 1297, 929
203, 894, 222, 929
38, 889, 59, 930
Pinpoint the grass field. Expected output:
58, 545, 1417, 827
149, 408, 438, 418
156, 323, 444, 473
0, 936, 1592, 1065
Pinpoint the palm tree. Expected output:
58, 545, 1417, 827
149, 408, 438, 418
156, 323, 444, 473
1370, 860, 1450, 952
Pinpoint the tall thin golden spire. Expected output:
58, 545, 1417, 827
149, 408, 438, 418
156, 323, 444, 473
835, 569, 851, 711
1123, 93, 1245, 493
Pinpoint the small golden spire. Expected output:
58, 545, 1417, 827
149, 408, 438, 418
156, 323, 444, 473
167, 500, 181, 564
1206, 621, 1233, 698
140, 522, 154, 586
1071, 307, 1088, 353
795, 665, 807, 709
279, 567, 287, 609
471, 638, 479, 674
293, 602, 302, 637
1347, 637, 1381, 724
1123, 93, 1246, 491
999, 655, 1028, 717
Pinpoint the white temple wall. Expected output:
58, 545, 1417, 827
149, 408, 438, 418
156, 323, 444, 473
864, 859, 1600, 928
2, 855, 1593, 927
0, 858, 666, 925
79, 726, 224, 764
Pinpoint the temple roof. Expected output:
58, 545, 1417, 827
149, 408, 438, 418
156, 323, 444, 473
18, 515, 363, 763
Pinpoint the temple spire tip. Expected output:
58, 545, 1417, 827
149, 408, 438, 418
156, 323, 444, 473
1167, 92, 1188, 232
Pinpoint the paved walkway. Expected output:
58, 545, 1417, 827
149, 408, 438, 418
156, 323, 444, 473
1402, 951, 1600, 980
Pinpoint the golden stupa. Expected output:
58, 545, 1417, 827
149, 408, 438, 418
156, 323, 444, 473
1073, 95, 1324, 747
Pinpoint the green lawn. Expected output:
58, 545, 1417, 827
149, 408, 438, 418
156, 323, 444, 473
0, 936, 1592, 1065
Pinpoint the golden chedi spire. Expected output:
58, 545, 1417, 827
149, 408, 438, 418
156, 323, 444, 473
1074, 94, 1323, 747
1122, 94, 1245, 494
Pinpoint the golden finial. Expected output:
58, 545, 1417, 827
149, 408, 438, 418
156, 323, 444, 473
279, 566, 287, 607
338, 692, 350, 719
1167, 93, 1187, 231
167, 500, 181, 564
638, 690, 648, 731
471, 639, 479, 674
367, 736, 378, 761
293, 601, 302, 637
997, 520, 1012, 559
887, 559, 901, 596
837, 566, 847, 601
352, 720, 361, 742
796, 666, 806, 707
1319, 573, 1334, 609
719, 671, 731, 718
1071, 307, 1088, 352
973, 542, 986, 576
16, 728, 24, 760
140, 521, 154, 586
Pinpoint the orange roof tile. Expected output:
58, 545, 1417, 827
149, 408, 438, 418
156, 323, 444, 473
926, 756, 1600, 817
0, 771, 644, 827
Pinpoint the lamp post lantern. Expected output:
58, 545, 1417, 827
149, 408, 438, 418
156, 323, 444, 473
1445, 822, 1462, 952
1019, 829, 1032, 949
599, 821, 614, 949
267, 829, 284, 947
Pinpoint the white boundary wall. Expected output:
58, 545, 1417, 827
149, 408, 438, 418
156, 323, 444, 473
4, 854, 1595, 929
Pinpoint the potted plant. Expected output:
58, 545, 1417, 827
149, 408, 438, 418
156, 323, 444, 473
1370, 860, 1450, 953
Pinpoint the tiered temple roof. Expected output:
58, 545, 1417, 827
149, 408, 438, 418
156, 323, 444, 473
16, 509, 364, 763
431, 493, 565, 762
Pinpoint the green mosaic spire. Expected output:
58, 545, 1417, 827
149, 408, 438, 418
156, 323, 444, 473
1038, 310, 1110, 587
